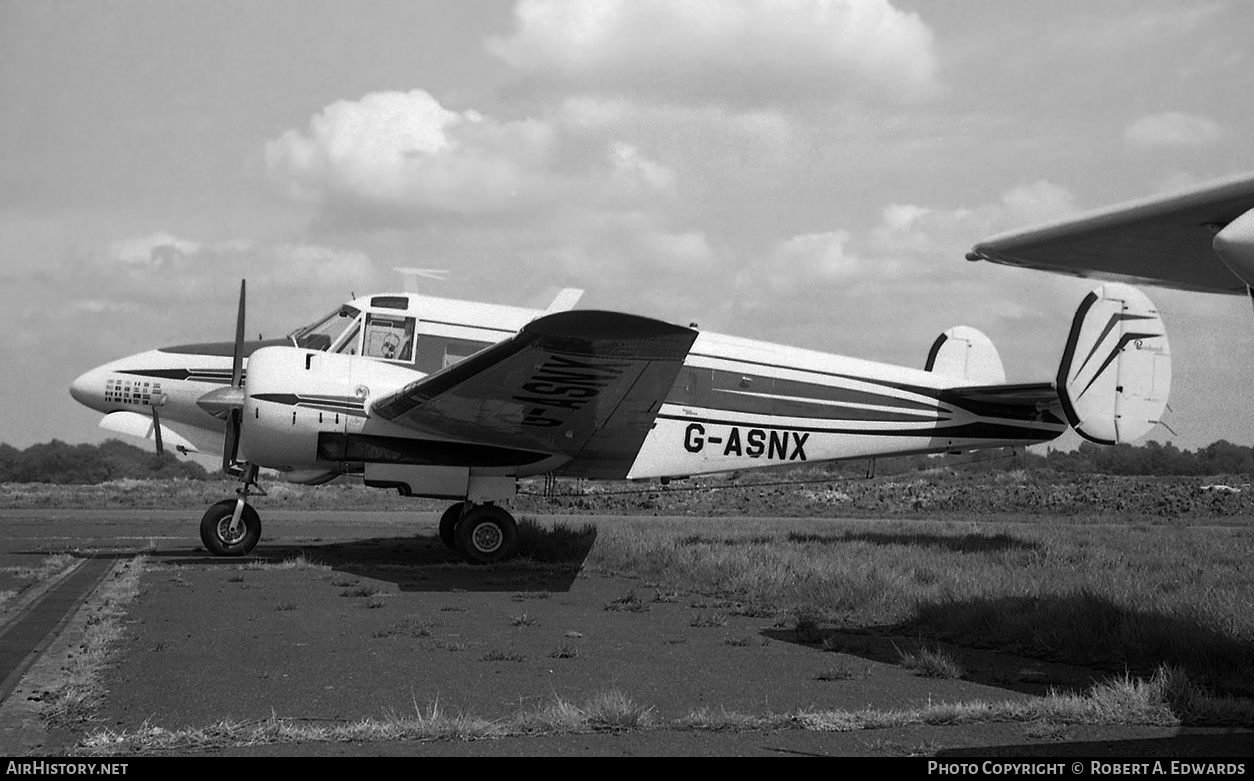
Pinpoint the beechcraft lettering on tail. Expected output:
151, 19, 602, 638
71, 262, 1171, 564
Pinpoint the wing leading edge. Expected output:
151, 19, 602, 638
372, 310, 699, 479
967, 172, 1254, 295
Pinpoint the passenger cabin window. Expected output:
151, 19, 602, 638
363, 313, 416, 363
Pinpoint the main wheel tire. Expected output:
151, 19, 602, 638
454, 505, 518, 564
199, 499, 261, 556
438, 502, 465, 550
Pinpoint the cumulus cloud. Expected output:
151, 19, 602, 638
551, 208, 715, 283
106, 232, 203, 267
605, 142, 678, 202
769, 231, 864, 287
67, 233, 379, 321
487, 0, 939, 106
265, 90, 562, 219
867, 181, 1076, 262
727, 180, 1083, 339
1124, 112, 1223, 149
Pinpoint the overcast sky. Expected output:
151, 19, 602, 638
2, 0, 1252, 454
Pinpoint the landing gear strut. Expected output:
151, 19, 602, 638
438, 501, 519, 564
201, 463, 264, 556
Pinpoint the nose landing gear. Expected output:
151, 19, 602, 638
200, 464, 264, 556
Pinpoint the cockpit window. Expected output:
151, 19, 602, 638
363, 313, 416, 363
289, 305, 361, 352
335, 322, 361, 355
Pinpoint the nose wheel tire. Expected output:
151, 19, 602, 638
454, 505, 518, 564
200, 499, 261, 556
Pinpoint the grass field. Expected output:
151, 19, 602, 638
533, 514, 1254, 699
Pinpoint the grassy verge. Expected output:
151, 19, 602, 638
73, 666, 1253, 754
42, 557, 145, 727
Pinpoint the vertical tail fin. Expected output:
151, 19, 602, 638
925, 325, 1006, 383
1057, 283, 1171, 444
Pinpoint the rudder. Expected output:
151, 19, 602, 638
1057, 283, 1171, 444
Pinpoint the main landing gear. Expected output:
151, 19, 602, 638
438, 501, 519, 564
200, 464, 264, 556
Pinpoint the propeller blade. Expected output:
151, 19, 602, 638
223, 280, 246, 475
231, 280, 246, 389
151, 405, 164, 456
223, 408, 241, 474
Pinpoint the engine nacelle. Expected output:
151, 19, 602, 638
239, 347, 417, 472
1213, 205, 1254, 287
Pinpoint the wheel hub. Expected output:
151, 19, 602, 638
217, 516, 246, 545
471, 522, 503, 553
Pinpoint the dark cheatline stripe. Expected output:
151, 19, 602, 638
158, 338, 291, 357
707, 369, 945, 414
252, 393, 366, 417
119, 368, 243, 384
689, 351, 955, 402
655, 413, 1060, 441
707, 388, 943, 422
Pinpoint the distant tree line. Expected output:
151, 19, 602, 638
1033, 439, 1254, 476
860, 440, 1254, 478
0, 440, 212, 484
1, 437, 1251, 485
803, 439, 1252, 479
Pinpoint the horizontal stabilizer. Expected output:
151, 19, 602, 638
925, 326, 1006, 384
1057, 283, 1171, 444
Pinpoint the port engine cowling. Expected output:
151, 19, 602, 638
238, 347, 415, 472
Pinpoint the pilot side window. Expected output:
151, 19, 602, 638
362, 314, 416, 363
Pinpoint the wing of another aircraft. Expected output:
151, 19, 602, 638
967, 172, 1254, 295
372, 310, 699, 479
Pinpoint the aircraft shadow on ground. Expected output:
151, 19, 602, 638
761, 589, 1254, 706
155, 525, 598, 594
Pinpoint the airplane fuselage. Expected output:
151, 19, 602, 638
70, 291, 1066, 488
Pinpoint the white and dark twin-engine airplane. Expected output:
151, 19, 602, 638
69, 278, 1170, 564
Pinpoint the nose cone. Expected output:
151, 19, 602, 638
70, 366, 107, 410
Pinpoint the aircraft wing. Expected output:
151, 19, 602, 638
966, 172, 1254, 295
372, 310, 699, 479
